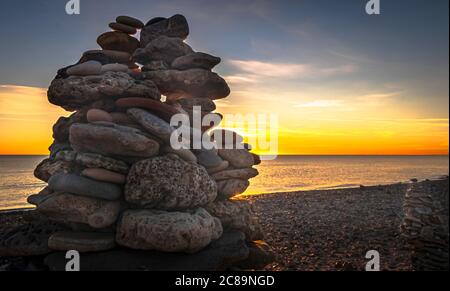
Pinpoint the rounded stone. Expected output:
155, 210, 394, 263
86, 109, 113, 123
218, 149, 255, 168
195, 149, 224, 169
66, 61, 102, 76
37, 193, 121, 229
127, 108, 175, 142
216, 179, 250, 200
116, 16, 144, 29
48, 231, 116, 253
124, 155, 217, 210
172, 97, 216, 113
171, 52, 221, 71
48, 173, 122, 200
81, 168, 126, 184
69, 123, 160, 158
205, 200, 263, 241
207, 160, 229, 175
109, 22, 137, 34
116, 208, 223, 253
97, 31, 140, 54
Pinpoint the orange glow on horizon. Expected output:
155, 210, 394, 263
0, 85, 448, 156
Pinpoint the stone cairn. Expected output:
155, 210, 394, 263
0, 15, 273, 271
400, 180, 449, 271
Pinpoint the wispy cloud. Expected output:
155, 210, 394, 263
225, 59, 357, 84
294, 100, 342, 108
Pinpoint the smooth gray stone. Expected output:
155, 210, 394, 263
66, 61, 102, 76
45, 231, 249, 271
48, 173, 122, 200
133, 35, 193, 65
195, 149, 224, 169
127, 108, 174, 142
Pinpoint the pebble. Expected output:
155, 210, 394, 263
116, 97, 181, 122
127, 108, 174, 142
195, 149, 224, 169
212, 168, 259, 181
97, 31, 140, 54
81, 168, 126, 184
207, 160, 229, 175
218, 149, 255, 168
162, 146, 197, 163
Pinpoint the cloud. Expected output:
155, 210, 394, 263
225, 59, 357, 83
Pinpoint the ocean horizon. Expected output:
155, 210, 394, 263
0, 154, 448, 210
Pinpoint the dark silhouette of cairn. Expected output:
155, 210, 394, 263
0, 14, 273, 271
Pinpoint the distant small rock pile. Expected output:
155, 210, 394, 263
400, 180, 449, 271
0, 14, 273, 271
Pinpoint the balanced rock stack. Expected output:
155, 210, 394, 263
0, 14, 273, 271
400, 181, 449, 271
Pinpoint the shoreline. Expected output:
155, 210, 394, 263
0, 178, 448, 271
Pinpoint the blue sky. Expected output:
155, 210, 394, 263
0, 0, 448, 154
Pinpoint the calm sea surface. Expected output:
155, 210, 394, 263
0, 155, 448, 210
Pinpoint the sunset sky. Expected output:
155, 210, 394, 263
0, 0, 448, 155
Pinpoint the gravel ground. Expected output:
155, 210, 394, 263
247, 183, 416, 271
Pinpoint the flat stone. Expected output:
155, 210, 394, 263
48, 173, 122, 200
211, 129, 244, 147
162, 146, 197, 163
34, 158, 78, 182
140, 14, 189, 47
218, 149, 255, 168
127, 108, 174, 142
109, 22, 137, 34
216, 179, 250, 200
172, 52, 221, 70
48, 72, 160, 111
81, 168, 126, 184
116, 97, 181, 122
55, 151, 129, 174
133, 36, 193, 65
0, 221, 66, 257
79, 50, 131, 64
116, 16, 144, 29
48, 232, 116, 253
143, 69, 230, 100
45, 231, 248, 271
37, 193, 121, 229
110, 112, 135, 125
86, 109, 113, 123
70, 122, 160, 158
195, 149, 224, 168
172, 97, 216, 113
66, 61, 102, 76
49, 141, 72, 158
205, 200, 263, 241
97, 31, 140, 54
100, 63, 129, 73
124, 155, 217, 210
116, 208, 223, 253
212, 168, 259, 181
207, 160, 229, 174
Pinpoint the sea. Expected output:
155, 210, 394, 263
0, 155, 448, 210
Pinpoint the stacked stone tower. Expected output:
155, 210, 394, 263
0, 14, 273, 270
